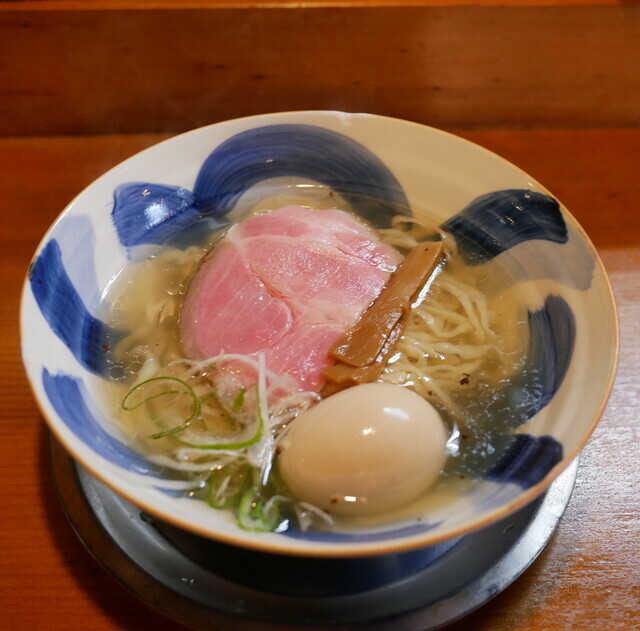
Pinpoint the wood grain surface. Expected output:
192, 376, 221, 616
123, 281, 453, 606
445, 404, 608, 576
0, 0, 632, 9
0, 128, 638, 630
1, 3, 639, 137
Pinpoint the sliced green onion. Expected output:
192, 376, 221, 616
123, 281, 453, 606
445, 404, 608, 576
232, 388, 246, 411
121, 376, 201, 439
175, 385, 264, 450
208, 463, 252, 510
122, 377, 189, 412
237, 486, 281, 532
124, 389, 182, 406
148, 415, 200, 440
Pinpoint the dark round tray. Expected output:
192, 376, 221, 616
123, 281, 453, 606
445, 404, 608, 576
50, 435, 578, 630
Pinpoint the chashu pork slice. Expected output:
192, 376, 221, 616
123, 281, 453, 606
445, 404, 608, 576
179, 205, 401, 391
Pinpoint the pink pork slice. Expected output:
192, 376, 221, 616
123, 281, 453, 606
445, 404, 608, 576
179, 205, 402, 391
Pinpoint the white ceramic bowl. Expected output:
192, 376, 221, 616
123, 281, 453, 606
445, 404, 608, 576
21, 111, 617, 557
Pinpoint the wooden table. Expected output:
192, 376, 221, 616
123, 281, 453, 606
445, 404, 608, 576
0, 128, 638, 630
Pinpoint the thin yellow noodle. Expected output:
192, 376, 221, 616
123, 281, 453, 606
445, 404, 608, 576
437, 281, 486, 341
420, 305, 474, 326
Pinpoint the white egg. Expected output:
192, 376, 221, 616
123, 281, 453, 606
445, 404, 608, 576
278, 382, 448, 517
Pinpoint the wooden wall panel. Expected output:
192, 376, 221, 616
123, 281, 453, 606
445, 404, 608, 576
0, 1, 630, 8
1, 4, 639, 136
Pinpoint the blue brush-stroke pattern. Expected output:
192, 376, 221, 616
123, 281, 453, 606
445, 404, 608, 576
193, 124, 410, 228
441, 189, 567, 265
473, 295, 574, 487
112, 183, 203, 249
479, 294, 577, 433
111, 124, 411, 249
29, 240, 112, 376
486, 434, 563, 488
42, 369, 163, 476
448, 295, 574, 487
522, 294, 576, 411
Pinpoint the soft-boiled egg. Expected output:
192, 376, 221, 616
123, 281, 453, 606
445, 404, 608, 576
278, 382, 448, 516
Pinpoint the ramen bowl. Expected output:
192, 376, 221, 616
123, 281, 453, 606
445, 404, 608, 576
21, 111, 617, 562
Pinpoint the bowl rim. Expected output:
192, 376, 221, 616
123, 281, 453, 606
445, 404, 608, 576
20, 110, 620, 557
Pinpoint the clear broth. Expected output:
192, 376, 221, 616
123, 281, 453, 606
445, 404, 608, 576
100, 183, 536, 530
